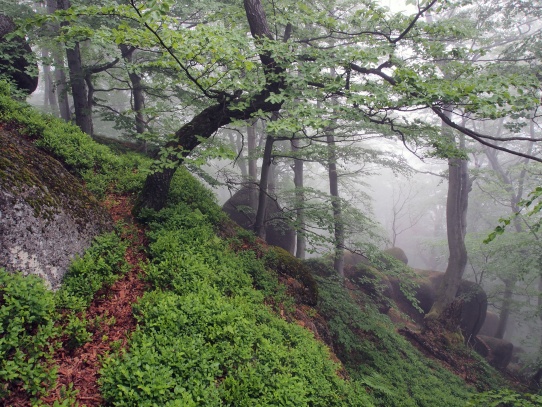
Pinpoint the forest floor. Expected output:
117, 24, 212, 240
6, 194, 148, 407
4, 192, 534, 406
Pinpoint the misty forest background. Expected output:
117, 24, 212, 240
4, 0, 542, 402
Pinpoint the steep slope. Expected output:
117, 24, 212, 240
1, 82, 540, 406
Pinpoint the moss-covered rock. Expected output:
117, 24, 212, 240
0, 128, 111, 289
264, 246, 318, 306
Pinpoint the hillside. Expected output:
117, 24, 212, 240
0, 82, 540, 406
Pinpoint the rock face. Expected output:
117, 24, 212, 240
0, 15, 38, 94
0, 129, 111, 289
474, 335, 514, 370
222, 186, 295, 254
380, 269, 487, 341
479, 311, 500, 337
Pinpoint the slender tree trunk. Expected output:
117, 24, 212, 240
247, 119, 258, 208
495, 278, 514, 339
42, 49, 59, 114
53, 60, 70, 121
227, 131, 248, 177
46, 0, 70, 121
58, 0, 93, 135
253, 131, 274, 239
482, 115, 535, 339
292, 138, 306, 259
427, 111, 470, 321
120, 44, 146, 150
327, 131, 344, 277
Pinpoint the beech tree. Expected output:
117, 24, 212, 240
27, 0, 542, 321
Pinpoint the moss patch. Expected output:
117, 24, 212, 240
0, 128, 108, 226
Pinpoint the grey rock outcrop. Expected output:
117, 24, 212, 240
0, 129, 111, 289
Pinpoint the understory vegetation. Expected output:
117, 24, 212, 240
2, 84, 542, 405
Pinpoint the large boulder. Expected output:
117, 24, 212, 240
383, 247, 408, 265
479, 311, 500, 337
0, 15, 38, 94
474, 335, 514, 370
388, 270, 487, 341
0, 129, 111, 289
222, 185, 295, 254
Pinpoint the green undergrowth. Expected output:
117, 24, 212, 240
56, 230, 130, 312
0, 81, 150, 198
312, 262, 475, 407
0, 270, 57, 400
100, 170, 373, 406
0, 226, 131, 402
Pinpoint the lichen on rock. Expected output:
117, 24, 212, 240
0, 128, 111, 289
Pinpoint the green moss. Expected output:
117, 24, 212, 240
0, 129, 105, 223
0, 81, 150, 200
264, 246, 318, 306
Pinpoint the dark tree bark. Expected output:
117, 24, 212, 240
134, 0, 285, 214
427, 114, 471, 320
292, 138, 306, 259
495, 278, 514, 339
47, 0, 71, 121
253, 132, 274, 239
57, 0, 93, 135
120, 44, 146, 149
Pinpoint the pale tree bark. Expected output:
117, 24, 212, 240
483, 114, 535, 339
427, 110, 471, 321
41, 49, 59, 114
53, 59, 71, 121
134, 0, 285, 214
247, 119, 258, 208
292, 138, 306, 259
327, 130, 344, 277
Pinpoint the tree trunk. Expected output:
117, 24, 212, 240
57, 0, 93, 135
253, 132, 274, 239
135, 0, 284, 214
427, 113, 470, 321
495, 278, 514, 339
292, 138, 306, 259
42, 49, 59, 114
46, 0, 71, 121
327, 131, 344, 277
247, 119, 258, 208
53, 59, 71, 121
120, 44, 146, 149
